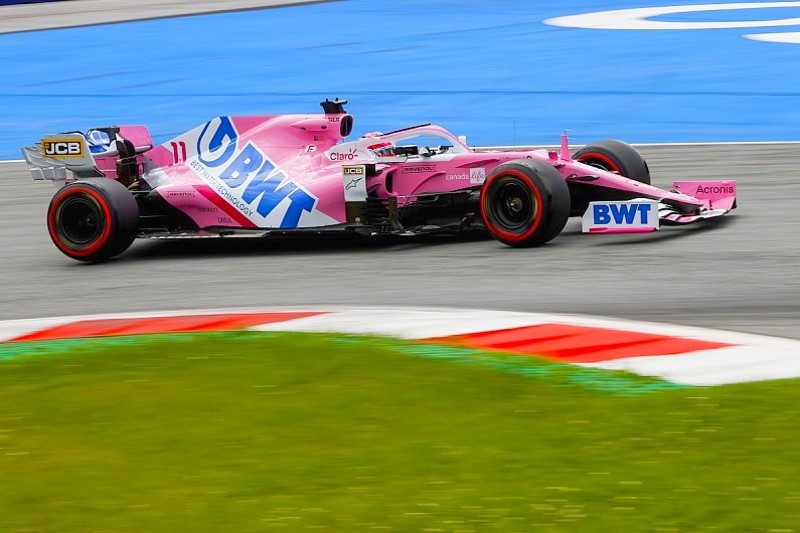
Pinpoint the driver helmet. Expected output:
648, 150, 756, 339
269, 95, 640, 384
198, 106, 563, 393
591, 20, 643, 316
84, 129, 114, 154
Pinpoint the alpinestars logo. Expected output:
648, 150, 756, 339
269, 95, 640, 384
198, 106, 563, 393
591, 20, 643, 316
345, 178, 363, 190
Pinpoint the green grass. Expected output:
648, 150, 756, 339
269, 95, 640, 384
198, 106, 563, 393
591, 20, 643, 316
1, 332, 799, 532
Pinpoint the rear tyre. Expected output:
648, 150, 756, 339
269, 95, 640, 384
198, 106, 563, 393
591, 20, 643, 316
480, 159, 570, 247
573, 139, 651, 185
47, 179, 139, 262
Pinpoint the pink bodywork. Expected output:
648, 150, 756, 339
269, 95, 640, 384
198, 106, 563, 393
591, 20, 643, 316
672, 180, 737, 210
96, 111, 733, 231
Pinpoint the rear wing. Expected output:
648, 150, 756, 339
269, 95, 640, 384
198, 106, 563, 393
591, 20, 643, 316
21, 133, 99, 181
21, 126, 154, 183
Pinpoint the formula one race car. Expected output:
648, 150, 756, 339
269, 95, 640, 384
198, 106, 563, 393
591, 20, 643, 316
22, 99, 736, 262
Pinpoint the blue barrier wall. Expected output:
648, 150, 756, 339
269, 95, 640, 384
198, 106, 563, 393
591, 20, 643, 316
2, 0, 800, 159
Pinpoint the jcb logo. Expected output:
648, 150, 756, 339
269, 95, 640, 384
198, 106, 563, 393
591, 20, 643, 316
41, 139, 84, 158
343, 165, 365, 176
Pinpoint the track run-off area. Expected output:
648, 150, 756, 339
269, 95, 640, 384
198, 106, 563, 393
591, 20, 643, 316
1, 0, 799, 341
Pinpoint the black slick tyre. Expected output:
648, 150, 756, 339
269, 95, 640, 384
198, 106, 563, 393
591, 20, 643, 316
480, 159, 570, 247
573, 139, 651, 185
47, 178, 139, 262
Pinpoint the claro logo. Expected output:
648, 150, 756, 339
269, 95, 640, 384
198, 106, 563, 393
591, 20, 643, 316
41, 139, 84, 158
329, 148, 358, 161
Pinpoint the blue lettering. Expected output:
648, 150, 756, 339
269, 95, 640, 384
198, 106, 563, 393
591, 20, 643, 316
242, 165, 299, 218
241, 164, 317, 228
194, 125, 319, 228
637, 203, 652, 223
609, 203, 638, 224
197, 117, 237, 167
593, 204, 611, 224
281, 190, 317, 228
220, 144, 264, 188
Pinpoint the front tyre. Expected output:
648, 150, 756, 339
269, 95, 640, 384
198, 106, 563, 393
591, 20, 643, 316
480, 159, 570, 247
573, 139, 651, 185
47, 179, 139, 262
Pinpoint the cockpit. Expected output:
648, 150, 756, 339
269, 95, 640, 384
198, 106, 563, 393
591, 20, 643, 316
362, 125, 469, 159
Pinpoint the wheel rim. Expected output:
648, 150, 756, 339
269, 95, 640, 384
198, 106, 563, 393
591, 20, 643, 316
491, 177, 538, 232
57, 195, 105, 245
588, 160, 611, 171
580, 152, 620, 174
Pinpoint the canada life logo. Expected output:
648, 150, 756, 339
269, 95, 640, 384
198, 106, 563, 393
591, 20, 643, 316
469, 167, 486, 184
544, 2, 800, 45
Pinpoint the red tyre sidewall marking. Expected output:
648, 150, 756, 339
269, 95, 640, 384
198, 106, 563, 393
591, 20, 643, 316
47, 185, 114, 257
578, 151, 620, 173
481, 169, 544, 243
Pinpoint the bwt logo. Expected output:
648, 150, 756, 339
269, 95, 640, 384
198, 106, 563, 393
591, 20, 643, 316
42, 140, 83, 157
593, 202, 653, 225
196, 117, 317, 228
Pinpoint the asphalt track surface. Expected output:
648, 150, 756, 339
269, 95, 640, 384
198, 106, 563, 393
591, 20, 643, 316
1, 1, 797, 339
0, 0, 335, 33
2, 143, 799, 339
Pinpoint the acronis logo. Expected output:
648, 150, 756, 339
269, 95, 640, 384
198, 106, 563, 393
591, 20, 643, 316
195, 117, 316, 228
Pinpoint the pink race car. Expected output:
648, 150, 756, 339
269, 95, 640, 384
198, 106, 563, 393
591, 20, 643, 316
22, 99, 736, 262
